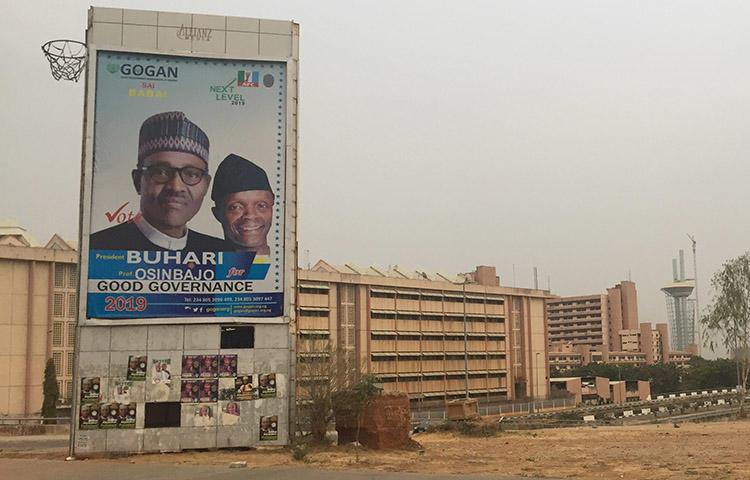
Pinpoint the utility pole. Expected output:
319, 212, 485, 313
687, 234, 700, 356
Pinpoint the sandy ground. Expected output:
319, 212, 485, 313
74, 419, 747, 479
6, 420, 750, 479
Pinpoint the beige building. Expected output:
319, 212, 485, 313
547, 281, 638, 353
0, 226, 77, 416
298, 262, 551, 403
609, 380, 650, 404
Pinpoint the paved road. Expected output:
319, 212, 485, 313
0, 458, 552, 480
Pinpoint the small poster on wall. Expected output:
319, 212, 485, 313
181, 380, 201, 403
191, 404, 216, 427
259, 415, 278, 441
118, 403, 136, 429
99, 403, 119, 429
235, 375, 256, 401
182, 355, 201, 378
80, 377, 100, 403
200, 355, 218, 378
199, 379, 218, 402
113, 380, 132, 404
219, 355, 237, 377
79, 403, 100, 430
218, 378, 236, 400
221, 402, 241, 426
258, 373, 277, 398
127, 355, 148, 381
151, 358, 172, 385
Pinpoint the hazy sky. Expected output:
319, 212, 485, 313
3, 1, 749, 357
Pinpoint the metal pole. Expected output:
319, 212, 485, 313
463, 283, 469, 400
688, 234, 700, 356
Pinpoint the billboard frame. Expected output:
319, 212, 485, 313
70, 18, 299, 456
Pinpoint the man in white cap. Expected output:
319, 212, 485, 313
90, 111, 225, 251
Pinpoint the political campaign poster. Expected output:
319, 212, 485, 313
99, 403, 120, 429
191, 404, 216, 427
79, 403, 100, 430
127, 355, 148, 381
80, 377, 101, 404
257, 373, 277, 398
181, 380, 201, 403
182, 355, 201, 378
259, 415, 278, 441
85, 51, 286, 320
198, 379, 219, 402
113, 379, 133, 404
235, 374, 256, 401
199, 355, 218, 378
151, 358, 172, 385
117, 403, 137, 429
218, 354, 237, 377
220, 401, 241, 426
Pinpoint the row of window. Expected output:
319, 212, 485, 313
381, 372, 505, 382
371, 352, 505, 362
370, 290, 504, 305
52, 350, 74, 377
371, 353, 506, 361
52, 321, 75, 348
52, 292, 77, 318
371, 311, 505, 322
54, 264, 78, 290
55, 380, 73, 403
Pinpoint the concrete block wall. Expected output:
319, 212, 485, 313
88, 8, 298, 59
75, 323, 289, 454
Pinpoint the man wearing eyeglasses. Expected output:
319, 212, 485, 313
90, 111, 226, 251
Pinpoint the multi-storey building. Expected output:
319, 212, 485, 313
297, 262, 551, 405
547, 294, 609, 350
0, 226, 78, 416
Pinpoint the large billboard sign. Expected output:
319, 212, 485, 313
86, 51, 286, 319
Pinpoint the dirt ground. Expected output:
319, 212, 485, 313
90, 419, 750, 479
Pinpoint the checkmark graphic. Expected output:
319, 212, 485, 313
105, 202, 130, 222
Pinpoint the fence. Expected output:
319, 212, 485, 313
411, 397, 576, 426
0, 417, 71, 425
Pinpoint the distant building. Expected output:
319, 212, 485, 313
551, 376, 650, 406
298, 262, 551, 404
609, 380, 650, 404
547, 278, 691, 370
0, 224, 77, 416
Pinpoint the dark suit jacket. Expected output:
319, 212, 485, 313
89, 222, 227, 251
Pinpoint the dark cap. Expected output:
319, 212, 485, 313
211, 154, 272, 202
138, 111, 209, 166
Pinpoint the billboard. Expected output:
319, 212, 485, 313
86, 51, 286, 319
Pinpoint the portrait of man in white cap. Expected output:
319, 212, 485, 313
89, 111, 226, 251
211, 154, 274, 255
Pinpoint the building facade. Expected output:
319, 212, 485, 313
0, 231, 77, 416
297, 262, 551, 404
546, 281, 638, 354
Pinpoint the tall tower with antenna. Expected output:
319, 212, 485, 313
661, 250, 696, 352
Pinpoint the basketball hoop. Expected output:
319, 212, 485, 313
42, 40, 87, 82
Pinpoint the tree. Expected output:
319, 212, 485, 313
42, 358, 59, 424
682, 357, 737, 391
295, 337, 361, 443
701, 253, 750, 416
